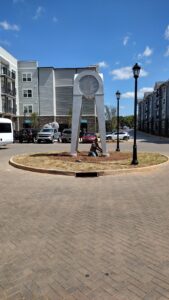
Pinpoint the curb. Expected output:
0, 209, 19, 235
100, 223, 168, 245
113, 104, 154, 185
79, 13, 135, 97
9, 154, 169, 177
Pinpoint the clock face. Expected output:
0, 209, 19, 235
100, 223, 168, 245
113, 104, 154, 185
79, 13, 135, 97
79, 75, 99, 98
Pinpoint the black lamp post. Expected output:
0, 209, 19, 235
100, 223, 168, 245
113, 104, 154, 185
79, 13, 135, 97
116, 90, 121, 152
131, 63, 141, 165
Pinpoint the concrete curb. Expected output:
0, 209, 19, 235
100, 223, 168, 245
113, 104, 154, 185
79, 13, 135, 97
9, 154, 169, 177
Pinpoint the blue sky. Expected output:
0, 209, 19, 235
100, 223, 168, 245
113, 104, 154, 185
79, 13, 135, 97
1, 0, 169, 115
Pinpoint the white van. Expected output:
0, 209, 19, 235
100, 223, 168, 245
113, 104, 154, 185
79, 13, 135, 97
0, 118, 13, 146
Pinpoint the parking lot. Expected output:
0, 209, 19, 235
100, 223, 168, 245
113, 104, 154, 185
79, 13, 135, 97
1, 132, 169, 299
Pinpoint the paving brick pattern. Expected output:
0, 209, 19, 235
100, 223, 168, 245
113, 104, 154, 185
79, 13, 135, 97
1, 141, 169, 299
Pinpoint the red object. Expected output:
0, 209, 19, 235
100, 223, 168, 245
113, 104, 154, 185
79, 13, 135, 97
82, 133, 97, 143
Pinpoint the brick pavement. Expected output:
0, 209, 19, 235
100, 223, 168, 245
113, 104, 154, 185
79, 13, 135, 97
1, 143, 169, 299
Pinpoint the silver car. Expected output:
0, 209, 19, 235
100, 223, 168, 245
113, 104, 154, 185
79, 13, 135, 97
37, 128, 59, 143
61, 129, 72, 143
106, 131, 130, 141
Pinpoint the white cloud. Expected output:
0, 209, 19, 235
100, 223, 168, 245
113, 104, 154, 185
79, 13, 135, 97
121, 91, 134, 98
0, 20, 20, 31
121, 87, 153, 99
110, 66, 148, 80
164, 46, 169, 57
97, 61, 109, 68
33, 6, 45, 20
138, 46, 153, 59
164, 25, 169, 40
111, 66, 132, 80
139, 87, 153, 93
0, 39, 11, 46
123, 35, 129, 46
52, 16, 58, 23
143, 46, 153, 57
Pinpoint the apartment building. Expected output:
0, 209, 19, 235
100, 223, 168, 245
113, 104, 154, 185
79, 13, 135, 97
0, 47, 18, 129
0, 47, 99, 132
138, 80, 169, 137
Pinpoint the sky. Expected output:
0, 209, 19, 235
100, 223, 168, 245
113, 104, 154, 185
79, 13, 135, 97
1, 0, 169, 116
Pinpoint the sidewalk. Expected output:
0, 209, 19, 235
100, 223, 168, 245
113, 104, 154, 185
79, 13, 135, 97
1, 145, 169, 299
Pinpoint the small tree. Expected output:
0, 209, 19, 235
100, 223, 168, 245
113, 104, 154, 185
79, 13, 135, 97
31, 112, 39, 128
104, 105, 116, 131
67, 108, 72, 128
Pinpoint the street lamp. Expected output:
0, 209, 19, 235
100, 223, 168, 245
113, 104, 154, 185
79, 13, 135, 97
115, 90, 121, 152
131, 63, 141, 165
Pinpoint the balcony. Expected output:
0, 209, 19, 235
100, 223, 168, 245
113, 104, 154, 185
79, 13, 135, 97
1, 68, 16, 80
1, 87, 16, 97
2, 106, 17, 115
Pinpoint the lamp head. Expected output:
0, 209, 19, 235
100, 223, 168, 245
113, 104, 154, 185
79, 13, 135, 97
132, 63, 141, 78
116, 90, 121, 100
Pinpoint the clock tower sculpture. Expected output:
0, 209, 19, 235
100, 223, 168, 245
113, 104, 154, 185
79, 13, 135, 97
70, 70, 108, 157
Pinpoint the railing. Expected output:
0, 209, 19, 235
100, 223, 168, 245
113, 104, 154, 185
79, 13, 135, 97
1, 68, 16, 80
1, 87, 16, 97
2, 107, 17, 115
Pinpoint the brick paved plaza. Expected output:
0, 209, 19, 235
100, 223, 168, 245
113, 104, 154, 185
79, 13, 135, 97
1, 133, 169, 299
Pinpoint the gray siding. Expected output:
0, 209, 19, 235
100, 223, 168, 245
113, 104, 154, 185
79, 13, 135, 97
55, 69, 75, 87
55, 68, 96, 116
39, 68, 54, 116
55, 86, 73, 115
82, 97, 95, 115
18, 61, 37, 69
18, 61, 39, 115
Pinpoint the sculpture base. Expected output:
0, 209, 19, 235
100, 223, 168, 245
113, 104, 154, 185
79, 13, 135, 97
70, 152, 77, 157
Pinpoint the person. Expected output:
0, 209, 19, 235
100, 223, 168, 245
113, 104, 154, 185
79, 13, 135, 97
88, 137, 102, 157
79, 130, 83, 142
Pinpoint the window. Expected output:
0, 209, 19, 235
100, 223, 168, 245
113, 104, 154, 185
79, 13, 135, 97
23, 105, 33, 114
23, 89, 32, 98
0, 123, 11, 133
22, 73, 32, 82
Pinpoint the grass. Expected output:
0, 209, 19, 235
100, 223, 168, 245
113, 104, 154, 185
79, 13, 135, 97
12, 151, 168, 172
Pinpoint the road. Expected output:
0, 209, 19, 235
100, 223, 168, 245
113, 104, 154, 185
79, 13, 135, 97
1, 132, 169, 300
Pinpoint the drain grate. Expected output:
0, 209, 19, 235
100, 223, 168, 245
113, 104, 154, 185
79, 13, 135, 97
76, 172, 98, 177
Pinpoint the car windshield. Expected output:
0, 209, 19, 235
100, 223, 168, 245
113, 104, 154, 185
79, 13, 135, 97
41, 128, 53, 132
84, 133, 95, 136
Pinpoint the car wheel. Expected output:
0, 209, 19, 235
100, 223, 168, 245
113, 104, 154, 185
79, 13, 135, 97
123, 136, 128, 141
37, 139, 41, 143
107, 136, 112, 141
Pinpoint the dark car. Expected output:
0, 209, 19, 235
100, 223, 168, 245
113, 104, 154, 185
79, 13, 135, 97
19, 128, 39, 143
13, 130, 20, 142
81, 132, 97, 143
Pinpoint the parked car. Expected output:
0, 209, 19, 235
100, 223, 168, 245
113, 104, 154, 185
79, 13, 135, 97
61, 129, 72, 143
106, 131, 130, 141
81, 132, 97, 143
13, 130, 20, 142
37, 128, 59, 143
19, 128, 39, 143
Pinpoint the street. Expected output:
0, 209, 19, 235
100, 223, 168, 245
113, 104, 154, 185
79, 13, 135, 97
1, 131, 169, 299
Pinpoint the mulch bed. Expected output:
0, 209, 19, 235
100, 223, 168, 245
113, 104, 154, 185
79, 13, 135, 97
30, 151, 131, 164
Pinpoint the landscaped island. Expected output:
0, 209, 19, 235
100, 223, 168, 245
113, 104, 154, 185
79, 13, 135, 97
10, 151, 168, 175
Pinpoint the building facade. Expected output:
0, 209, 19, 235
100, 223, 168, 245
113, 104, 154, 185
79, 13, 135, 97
0, 47, 99, 132
138, 80, 169, 137
0, 47, 18, 129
